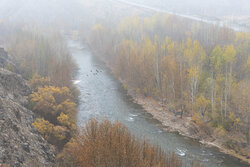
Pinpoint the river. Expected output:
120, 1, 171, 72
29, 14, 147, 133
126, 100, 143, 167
67, 39, 248, 167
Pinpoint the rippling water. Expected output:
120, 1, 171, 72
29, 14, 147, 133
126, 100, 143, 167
67, 39, 248, 167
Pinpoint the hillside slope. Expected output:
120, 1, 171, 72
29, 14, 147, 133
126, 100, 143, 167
0, 48, 55, 167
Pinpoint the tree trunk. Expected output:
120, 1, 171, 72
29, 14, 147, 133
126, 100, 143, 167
155, 51, 160, 90
224, 64, 228, 118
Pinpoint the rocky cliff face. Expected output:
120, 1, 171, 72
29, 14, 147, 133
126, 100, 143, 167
0, 49, 55, 167
0, 48, 16, 72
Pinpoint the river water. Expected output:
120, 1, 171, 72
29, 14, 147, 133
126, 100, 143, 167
67, 39, 248, 167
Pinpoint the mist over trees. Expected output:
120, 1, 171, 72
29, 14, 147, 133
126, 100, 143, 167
89, 14, 250, 157
0, 0, 249, 166
6, 30, 76, 87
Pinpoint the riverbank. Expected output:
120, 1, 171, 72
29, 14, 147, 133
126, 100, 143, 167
124, 82, 250, 164
90, 48, 249, 165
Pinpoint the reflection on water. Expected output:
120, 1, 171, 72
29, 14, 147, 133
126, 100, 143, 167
68, 39, 248, 167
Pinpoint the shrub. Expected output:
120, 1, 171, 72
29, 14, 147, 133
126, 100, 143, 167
32, 118, 54, 140
214, 125, 226, 137
58, 119, 202, 167
29, 74, 50, 91
29, 86, 76, 124
30, 86, 77, 148
192, 112, 202, 125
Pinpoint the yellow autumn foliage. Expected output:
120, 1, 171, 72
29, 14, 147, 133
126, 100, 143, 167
33, 118, 54, 140
30, 85, 77, 148
57, 113, 71, 127
55, 99, 77, 116
214, 125, 226, 137
30, 86, 76, 123
191, 112, 202, 125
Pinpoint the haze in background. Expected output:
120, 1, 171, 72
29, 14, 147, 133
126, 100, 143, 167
121, 0, 250, 17
1, 0, 249, 27
0, 0, 88, 29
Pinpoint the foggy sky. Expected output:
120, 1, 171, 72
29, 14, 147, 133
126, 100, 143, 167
0, 0, 249, 29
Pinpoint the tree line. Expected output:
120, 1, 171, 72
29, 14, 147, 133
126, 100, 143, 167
7, 30, 76, 87
89, 14, 250, 158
